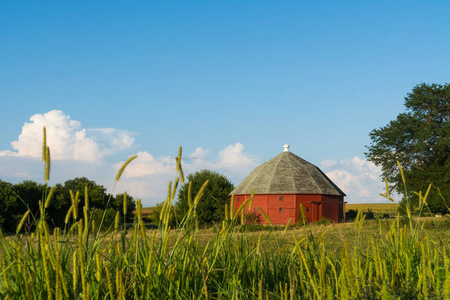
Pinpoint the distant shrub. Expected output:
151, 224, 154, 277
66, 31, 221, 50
398, 216, 418, 228
91, 207, 118, 231
363, 209, 375, 220
147, 202, 180, 227
315, 217, 331, 226
244, 211, 261, 225
239, 224, 267, 232
345, 209, 358, 222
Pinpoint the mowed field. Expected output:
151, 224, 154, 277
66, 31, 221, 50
145, 203, 399, 212
141, 207, 154, 214
142, 203, 400, 217
345, 203, 399, 212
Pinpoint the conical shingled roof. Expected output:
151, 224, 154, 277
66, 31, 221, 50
230, 150, 346, 196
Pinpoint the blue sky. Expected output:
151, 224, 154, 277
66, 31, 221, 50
1, 1, 449, 206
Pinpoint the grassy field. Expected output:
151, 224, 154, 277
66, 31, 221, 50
1, 199, 449, 299
189, 216, 450, 254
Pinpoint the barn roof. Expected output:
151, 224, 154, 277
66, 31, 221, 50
230, 146, 346, 196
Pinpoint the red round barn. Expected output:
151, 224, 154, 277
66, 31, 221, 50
230, 145, 346, 224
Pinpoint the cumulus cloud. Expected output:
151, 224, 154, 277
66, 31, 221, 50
183, 143, 259, 176
186, 147, 215, 170
216, 143, 259, 171
112, 143, 260, 205
87, 128, 135, 155
320, 159, 337, 169
1, 110, 134, 162
319, 156, 397, 203
111, 152, 178, 205
116, 151, 175, 178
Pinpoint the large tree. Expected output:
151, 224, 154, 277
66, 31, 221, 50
62, 177, 110, 209
0, 180, 19, 231
177, 170, 235, 226
13, 180, 43, 217
365, 83, 450, 213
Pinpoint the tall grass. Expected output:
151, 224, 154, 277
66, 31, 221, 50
0, 132, 449, 299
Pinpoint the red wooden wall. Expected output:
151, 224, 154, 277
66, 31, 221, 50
231, 194, 344, 224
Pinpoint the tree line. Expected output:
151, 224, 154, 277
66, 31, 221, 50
0, 177, 136, 232
0, 169, 235, 233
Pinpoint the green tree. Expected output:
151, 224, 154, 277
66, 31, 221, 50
13, 180, 43, 217
0, 180, 19, 231
1, 180, 65, 231
365, 83, 450, 214
177, 170, 235, 226
63, 177, 110, 209
60, 177, 116, 228
0, 177, 138, 231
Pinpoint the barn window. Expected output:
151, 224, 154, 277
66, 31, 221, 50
279, 207, 284, 212
237, 197, 240, 202
279, 196, 283, 201
254, 208, 258, 212
306, 207, 310, 212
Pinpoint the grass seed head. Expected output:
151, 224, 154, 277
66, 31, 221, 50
45, 146, 50, 182
115, 155, 137, 182
44, 186, 55, 208
397, 160, 406, 185
42, 127, 47, 163
17, 210, 30, 234
123, 192, 127, 215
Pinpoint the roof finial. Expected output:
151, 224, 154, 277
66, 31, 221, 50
283, 144, 290, 152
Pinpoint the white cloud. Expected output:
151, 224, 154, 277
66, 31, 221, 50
111, 151, 179, 205
0, 150, 18, 157
2, 110, 134, 162
216, 143, 259, 171
319, 156, 398, 203
190, 147, 210, 160
116, 151, 175, 178
112, 143, 260, 206
186, 147, 215, 170
87, 128, 135, 155
183, 143, 259, 176
320, 159, 337, 169
0, 154, 115, 188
